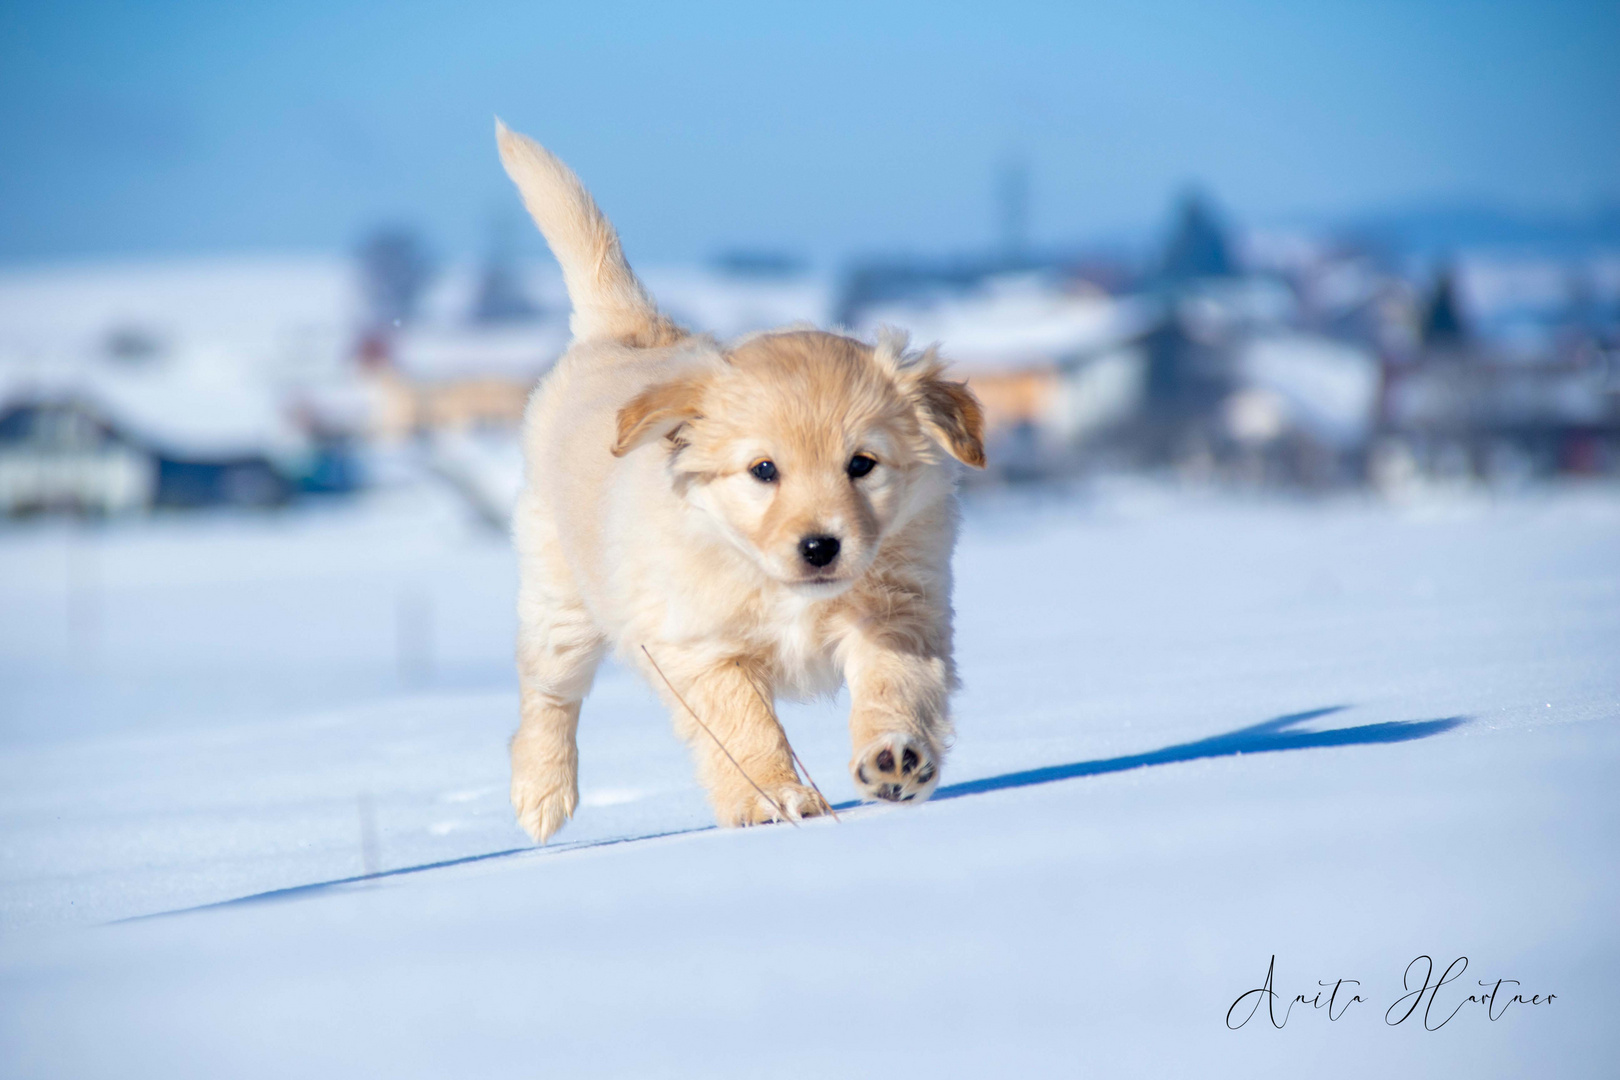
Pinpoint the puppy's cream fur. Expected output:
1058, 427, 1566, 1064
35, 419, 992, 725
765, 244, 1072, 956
496, 120, 984, 840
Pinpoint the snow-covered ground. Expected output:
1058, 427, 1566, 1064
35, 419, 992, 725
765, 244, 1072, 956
1, 481, 1616, 1077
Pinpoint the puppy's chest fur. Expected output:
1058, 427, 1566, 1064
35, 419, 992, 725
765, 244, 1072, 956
756, 590, 847, 701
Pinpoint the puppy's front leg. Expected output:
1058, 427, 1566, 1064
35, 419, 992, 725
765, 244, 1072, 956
845, 632, 953, 803
643, 651, 827, 827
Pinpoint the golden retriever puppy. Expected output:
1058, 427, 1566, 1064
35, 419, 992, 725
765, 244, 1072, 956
495, 120, 984, 841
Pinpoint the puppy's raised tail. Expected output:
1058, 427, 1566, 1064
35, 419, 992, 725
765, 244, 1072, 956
495, 118, 684, 347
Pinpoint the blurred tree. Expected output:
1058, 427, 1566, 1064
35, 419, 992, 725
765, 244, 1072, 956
1420, 266, 1467, 349
358, 227, 434, 329
1162, 192, 1233, 281
472, 259, 540, 324
472, 214, 541, 324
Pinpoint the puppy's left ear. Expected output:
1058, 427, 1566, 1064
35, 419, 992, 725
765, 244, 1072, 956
914, 372, 986, 468
612, 377, 703, 457
874, 331, 986, 468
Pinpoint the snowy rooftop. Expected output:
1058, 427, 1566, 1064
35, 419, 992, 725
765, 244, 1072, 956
0, 351, 310, 460
390, 323, 571, 382
857, 274, 1151, 369
0, 256, 358, 361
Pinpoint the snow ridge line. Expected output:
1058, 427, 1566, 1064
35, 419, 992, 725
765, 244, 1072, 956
116, 707, 1465, 924
114, 802, 875, 924
112, 824, 716, 923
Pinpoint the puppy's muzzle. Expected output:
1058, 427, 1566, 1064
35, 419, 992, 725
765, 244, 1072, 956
798, 534, 841, 569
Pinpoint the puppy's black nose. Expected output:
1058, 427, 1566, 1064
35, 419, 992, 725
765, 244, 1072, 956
798, 535, 841, 568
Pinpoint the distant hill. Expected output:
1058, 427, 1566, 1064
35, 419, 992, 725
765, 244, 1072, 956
1334, 199, 1620, 257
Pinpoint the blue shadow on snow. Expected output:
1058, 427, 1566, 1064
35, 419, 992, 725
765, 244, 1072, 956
926, 705, 1464, 803
124, 705, 1462, 920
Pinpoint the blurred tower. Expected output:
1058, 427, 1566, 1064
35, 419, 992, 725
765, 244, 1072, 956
1133, 190, 1240, 466
997, 157, 1030, 264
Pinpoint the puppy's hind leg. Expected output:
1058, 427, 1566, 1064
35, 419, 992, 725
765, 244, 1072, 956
511, 540, 604, 843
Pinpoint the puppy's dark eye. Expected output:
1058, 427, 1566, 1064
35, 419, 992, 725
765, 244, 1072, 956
749, 459, 778, 483
847, 453, 878, 479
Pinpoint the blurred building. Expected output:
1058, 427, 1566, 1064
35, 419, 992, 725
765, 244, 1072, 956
0, 364, 310, 515
355, 324, 564, 441
841, 194, 1386, 485
1374, 268, 1620, 484
2, 198, 1614, 518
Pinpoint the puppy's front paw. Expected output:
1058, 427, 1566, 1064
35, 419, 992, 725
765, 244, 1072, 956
717, 780, 829, 828
852, 733, 939, 803
511, 765, 578, 843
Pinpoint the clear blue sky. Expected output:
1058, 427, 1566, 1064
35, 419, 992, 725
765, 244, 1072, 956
1, 0, 1615, 266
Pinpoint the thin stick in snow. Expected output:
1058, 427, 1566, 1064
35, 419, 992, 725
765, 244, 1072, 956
640, 646, 798, 827
357, 791, 380, 877
737, 661, 839, 822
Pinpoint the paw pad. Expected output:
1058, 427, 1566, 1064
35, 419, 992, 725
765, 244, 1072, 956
852, 734, 940, 804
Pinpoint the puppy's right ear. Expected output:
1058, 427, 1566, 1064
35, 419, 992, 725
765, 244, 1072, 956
612, 377, 703, 457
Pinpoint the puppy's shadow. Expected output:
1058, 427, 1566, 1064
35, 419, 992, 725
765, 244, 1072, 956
916, 706, 1464, 803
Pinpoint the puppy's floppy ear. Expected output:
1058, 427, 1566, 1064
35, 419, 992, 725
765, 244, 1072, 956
872, 329, 985, 468
914, 373, 986, 468
612, 377, 703, 457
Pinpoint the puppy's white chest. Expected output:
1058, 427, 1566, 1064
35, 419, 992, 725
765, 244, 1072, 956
767, 594, 842, 700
